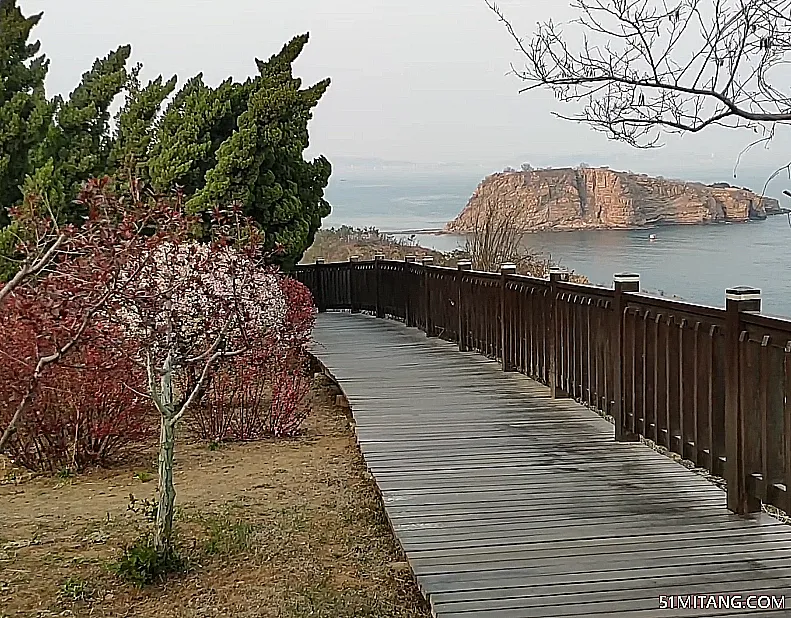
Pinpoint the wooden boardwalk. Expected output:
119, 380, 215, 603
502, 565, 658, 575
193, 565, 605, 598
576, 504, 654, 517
311, 312, 791, 617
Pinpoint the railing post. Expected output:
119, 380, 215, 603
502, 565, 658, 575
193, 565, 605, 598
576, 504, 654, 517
725, 286, 762, 515
423, 257, 434, 337
404, 255, 416, 326
613, 273, 640, 442
349, 255, 360, 313
374, 254, 385, 318
549, 268, 569, 398
315, 257, 326, 313
457, 261, 472, 351
501, 263, 517, 371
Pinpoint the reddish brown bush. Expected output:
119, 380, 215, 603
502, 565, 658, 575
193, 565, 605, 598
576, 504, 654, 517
1, 342, 153, 473
189, 348, 313, 443
189, 278, 316, 444
279, 276, 315, 347
267, 351, 312, 438
190, 358, 270, 443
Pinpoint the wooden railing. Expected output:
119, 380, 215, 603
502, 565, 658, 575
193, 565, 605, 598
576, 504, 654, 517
295, 256, 791, 517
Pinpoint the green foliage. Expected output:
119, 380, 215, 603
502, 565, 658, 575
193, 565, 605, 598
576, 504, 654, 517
58, 577, 92, 602
108, 64, 177, 181
112, 534, 185, 587
0, 4, 331, 270
188, 35, 332, 268
0, 219, 20, 280
202, 516, 255, 556
0, 0, 53, 226
31, 45, 131, 222
127, 493, 158, 522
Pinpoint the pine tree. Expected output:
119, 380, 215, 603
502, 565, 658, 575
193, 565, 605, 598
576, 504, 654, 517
0, 0, 53, 226
108, 65, 177, 181
30, 45, 131, 221
187, 34, 332, 268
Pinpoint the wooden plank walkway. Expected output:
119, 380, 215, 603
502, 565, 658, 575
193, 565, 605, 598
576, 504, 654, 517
311, 312, 791, 617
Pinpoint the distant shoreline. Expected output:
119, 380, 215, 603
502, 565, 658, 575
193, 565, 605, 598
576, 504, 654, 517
382, 210, 791, 237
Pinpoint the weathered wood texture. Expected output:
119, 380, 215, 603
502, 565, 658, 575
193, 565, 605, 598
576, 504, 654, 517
297, 259, 791, 517
312, 312, 791, 617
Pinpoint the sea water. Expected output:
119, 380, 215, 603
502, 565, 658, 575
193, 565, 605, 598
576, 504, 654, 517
324, 172, 791, 316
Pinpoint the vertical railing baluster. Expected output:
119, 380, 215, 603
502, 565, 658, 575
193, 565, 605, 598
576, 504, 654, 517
423, 257, 434, 336
613, 273, 640, 442
314, 257, 326, 312
457, 261, 471, 351
349, 256, 360, 313
784, 342, 791, 516
500, 264, 517, 371
724, 286, 761, 515
374, 254, 384, 318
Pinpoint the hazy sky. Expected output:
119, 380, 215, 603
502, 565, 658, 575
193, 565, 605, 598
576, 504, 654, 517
19, 0, 789, 180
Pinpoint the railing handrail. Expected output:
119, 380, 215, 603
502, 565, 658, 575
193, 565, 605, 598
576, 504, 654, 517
296, 257, 791, 517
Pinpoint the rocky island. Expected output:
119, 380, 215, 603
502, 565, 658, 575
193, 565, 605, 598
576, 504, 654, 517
446, 167, 783, 233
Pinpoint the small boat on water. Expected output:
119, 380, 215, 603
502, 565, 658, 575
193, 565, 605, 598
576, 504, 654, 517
649, 233, 657, 241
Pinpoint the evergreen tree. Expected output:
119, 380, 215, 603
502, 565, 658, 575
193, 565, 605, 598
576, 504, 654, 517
108, 65, 177, 181
147, 75, 227, 195
30, 45, 131, 221
187, 34, 332, 268
0, 15, 332, 272
148, 76, 258, 196
0, 0, 53, 226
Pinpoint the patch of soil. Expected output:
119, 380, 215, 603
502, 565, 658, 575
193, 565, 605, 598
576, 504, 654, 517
0, 375, 430, 618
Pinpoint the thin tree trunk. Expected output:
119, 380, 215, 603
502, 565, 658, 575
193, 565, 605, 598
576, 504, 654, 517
154, 415, 176, 552
154, 354, 177, 553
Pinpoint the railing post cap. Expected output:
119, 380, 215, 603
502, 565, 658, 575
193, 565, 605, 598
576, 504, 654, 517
500, 263, 517, 273
374, 253, 385, 260
725, 286, 761, 301
457, 260, 472, 270
349, 255, 360, 262
613, 273, 640, 282
422, 256, 434, 265
405, 255, 417, 263
315, 257, 325, 264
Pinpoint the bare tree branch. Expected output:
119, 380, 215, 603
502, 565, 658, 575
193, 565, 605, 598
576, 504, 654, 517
486, 0, 791, 148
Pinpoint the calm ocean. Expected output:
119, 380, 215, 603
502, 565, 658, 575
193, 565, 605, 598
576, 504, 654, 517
323, 171, 791, 317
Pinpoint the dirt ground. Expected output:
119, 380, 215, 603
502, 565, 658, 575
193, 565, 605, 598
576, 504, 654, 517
0, 375, 431, 618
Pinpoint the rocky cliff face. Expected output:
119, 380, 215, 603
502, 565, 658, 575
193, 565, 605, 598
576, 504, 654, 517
445, 168, 781, 232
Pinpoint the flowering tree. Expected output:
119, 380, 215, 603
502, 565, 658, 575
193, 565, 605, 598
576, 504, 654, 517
1, 177, 313, 557
110, 237, 287, 553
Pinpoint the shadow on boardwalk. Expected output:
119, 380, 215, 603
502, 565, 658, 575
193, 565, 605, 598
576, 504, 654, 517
311, 312, 791, 617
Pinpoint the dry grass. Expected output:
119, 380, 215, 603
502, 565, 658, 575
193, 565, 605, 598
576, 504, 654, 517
302, 227, 450, 265
0, 375, 430, 618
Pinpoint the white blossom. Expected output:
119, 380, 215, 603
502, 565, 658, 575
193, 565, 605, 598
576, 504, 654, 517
113, 241, 286, 365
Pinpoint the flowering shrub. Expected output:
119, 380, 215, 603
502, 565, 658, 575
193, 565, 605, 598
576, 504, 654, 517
187, 277, 316, 444
113, 241, 287, 367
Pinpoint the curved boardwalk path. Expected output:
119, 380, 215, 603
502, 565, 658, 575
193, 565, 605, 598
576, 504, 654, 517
311, 312, 791, 617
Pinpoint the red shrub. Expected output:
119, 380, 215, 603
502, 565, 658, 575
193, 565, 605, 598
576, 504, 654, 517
279, 276, 316, 346
1, 343, 153, 473
267, 351, 312, 438
190, 357, 270, 443
189, 276, 316, 444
